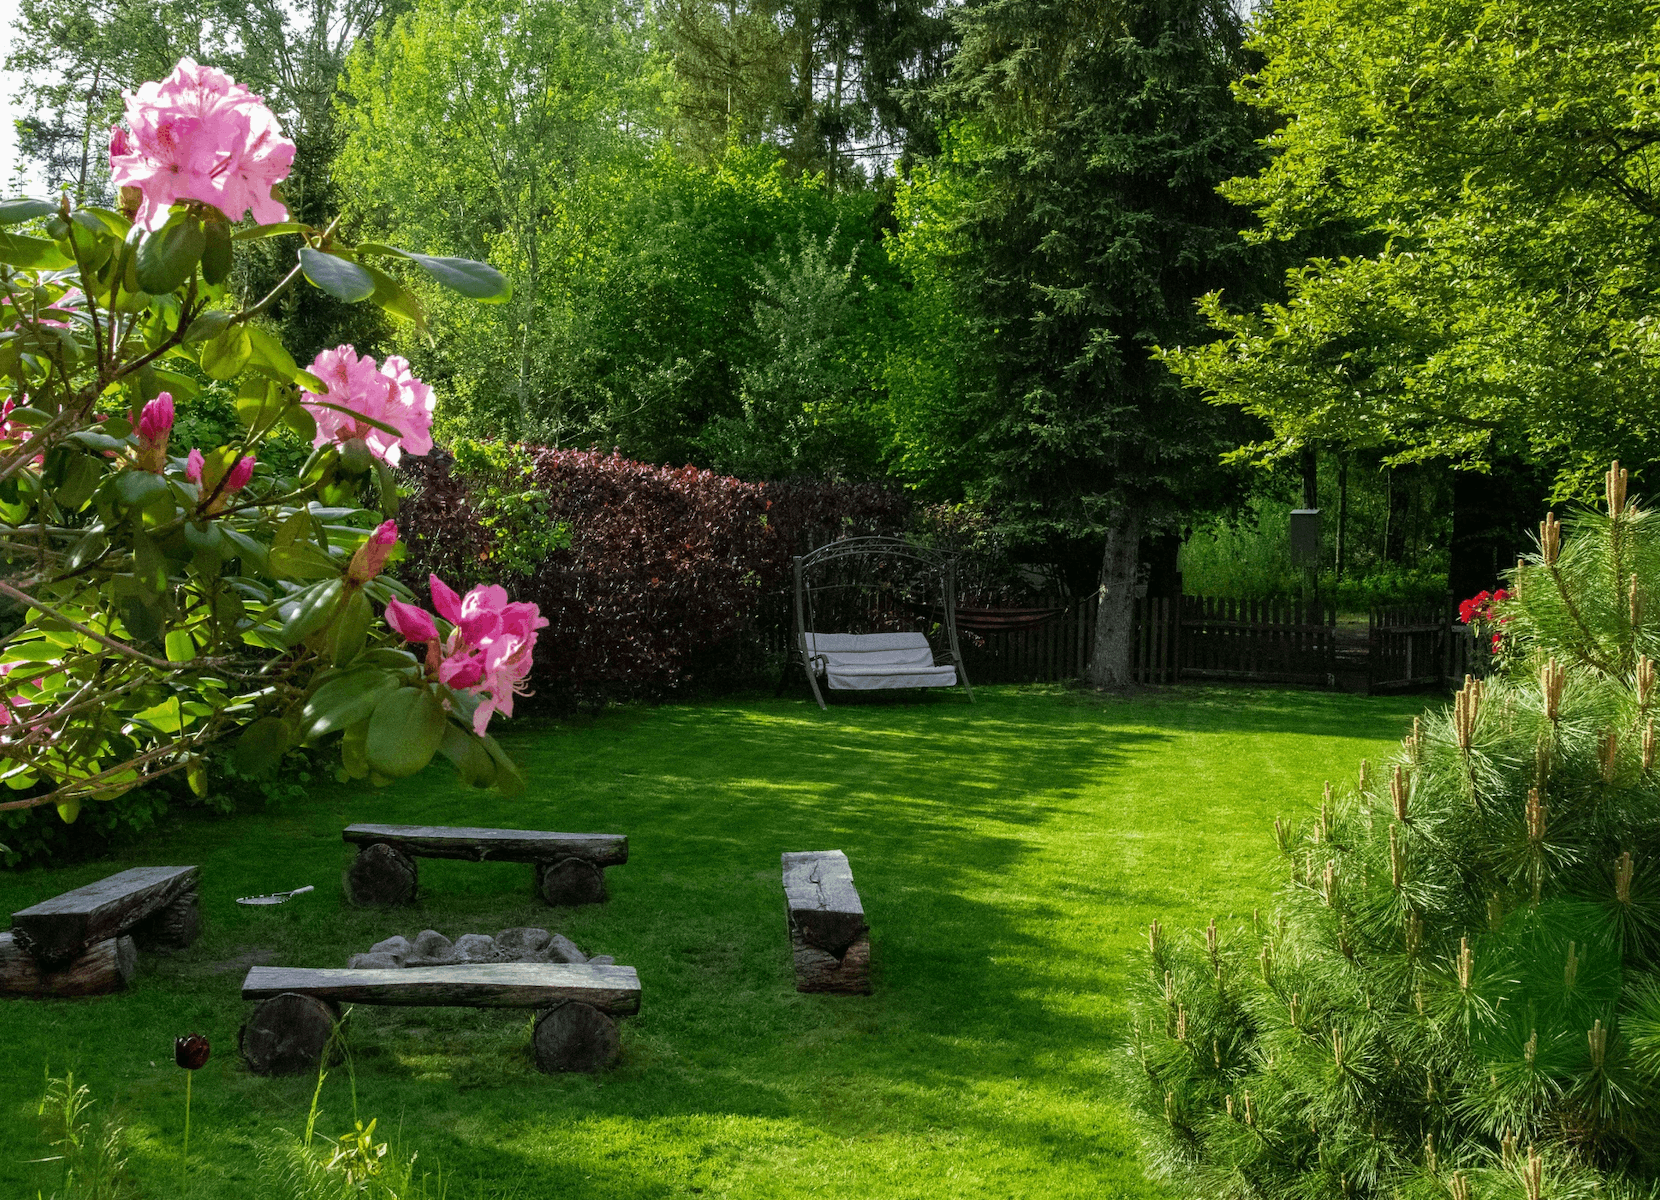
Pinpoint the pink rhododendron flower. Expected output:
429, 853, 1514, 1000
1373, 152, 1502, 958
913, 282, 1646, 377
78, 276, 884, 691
303, 346, 435, 467
138, 394, 174, 442
185, 447, 204, 483
385, 574, 548, 734
386, 597, 439, 644
224, 455, 255, 493
348, 519, 399, 584
108, 58, 295, 232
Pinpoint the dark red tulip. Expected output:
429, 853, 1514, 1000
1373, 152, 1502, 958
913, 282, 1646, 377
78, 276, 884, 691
174, 1034, 211, 1070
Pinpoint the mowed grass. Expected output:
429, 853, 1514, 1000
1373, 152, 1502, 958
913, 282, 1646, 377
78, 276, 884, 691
0, 685, 1425, 1199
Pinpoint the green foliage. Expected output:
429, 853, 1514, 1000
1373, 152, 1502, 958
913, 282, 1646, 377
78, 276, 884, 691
1125, 481, 1660, 1197
1163, 0, 1660, 493
446, 440, 571, 580
887, 0, 1278, 580
33, 1071, 135, 1200
0, 159, 517, 829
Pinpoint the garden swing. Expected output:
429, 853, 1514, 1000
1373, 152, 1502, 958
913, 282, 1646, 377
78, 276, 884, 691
789, 536, 974, 710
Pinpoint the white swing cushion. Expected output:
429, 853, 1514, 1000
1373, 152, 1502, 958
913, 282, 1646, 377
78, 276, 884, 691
803, 632, 959, 691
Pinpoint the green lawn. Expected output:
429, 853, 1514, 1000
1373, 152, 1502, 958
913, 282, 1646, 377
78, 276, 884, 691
0, 685, 1425, 1199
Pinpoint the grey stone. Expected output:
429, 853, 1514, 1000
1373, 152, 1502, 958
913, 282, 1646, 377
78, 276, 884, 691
368, 935, 412, 965
494, 928, 552, 961
411, 929, 451, 960
587, 955, 615, 966
530, 933, 587, 964
348, 951, 401, 969
448, 933, 496, 963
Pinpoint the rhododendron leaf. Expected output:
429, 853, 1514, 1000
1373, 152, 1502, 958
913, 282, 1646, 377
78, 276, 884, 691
279, 577, 345, 646
304, 399, 406, 439
329, 588, 373, 667
340, 716, 370, 778
79, 207, 131, 238
300, 666, 399, 740
283, 400, 318, 442
149, 369, 199, 402
298, 247, 375, 302
233, 222, 307, 242
0, 198, 54, 224
115, 470, 169, 508
406, 253, 510, 302
164, 630, 196, 663
245, 325, 297, 377
295, 370, 326, 393
365, 686, 447, 778
363, 262, 427, 332
182, 310, 235, 344
0, 231, 72, 270
200, 325, 252, 380
234, 379, 285, 430
135, 215, 205, 294
373, 459, 399, 517
55, 798, 81, 824
200, 220, 233, 285
439, 721, 497, 789
232, 716, 291, 777
478, 733, 526, 796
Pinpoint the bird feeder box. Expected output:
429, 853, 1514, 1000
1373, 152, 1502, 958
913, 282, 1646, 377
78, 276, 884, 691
1289, 509, 1321, 566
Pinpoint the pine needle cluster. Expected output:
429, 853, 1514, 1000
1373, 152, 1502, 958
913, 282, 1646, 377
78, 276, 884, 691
1122, 465, 1660, 1200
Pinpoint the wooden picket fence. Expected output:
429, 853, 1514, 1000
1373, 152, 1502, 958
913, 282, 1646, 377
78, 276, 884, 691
952, 594, 1487, 691
1176, 596, 1337, 687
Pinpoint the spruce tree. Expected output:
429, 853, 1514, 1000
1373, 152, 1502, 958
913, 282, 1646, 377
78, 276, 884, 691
1124, 463, 1660, 1199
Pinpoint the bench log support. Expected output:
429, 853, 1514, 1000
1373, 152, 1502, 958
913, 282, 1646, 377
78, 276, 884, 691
781, 850, 871, 994
0, 932, 137, 998
240, 963, 641, 1077
342, 825, 626, 909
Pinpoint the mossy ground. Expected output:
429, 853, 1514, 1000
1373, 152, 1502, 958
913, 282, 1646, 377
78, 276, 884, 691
0, 685, 1424, 1198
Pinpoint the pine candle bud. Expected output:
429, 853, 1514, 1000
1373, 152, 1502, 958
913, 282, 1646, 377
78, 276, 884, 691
1527, 788, 1547, 842
1288, 993, 1301, 1026
1147, 919, 1162, 955
1640, 656, 1657, 709
1450, 1173, 1469, 1200
1589, 1020, 1607, 1070
1525, 1148, 1544, 1200
1389, 825, 1404, 889
1457, 937, 1474, 990
1616, 851, 1634, 905
1565, 941, 1579, 991
1646, 719, 1656, 771
1357, 759, 1369, 790
1540, 658, 1565, 723
1632, 573, 1643, 627
1391, 765, 1408, 821
1600, 731, 1619, 783
1524, 1029, 1538, 1066
1331, 1028, 1345, 1070
1607, 459, 1628, 517
1540, 511, 1562, 565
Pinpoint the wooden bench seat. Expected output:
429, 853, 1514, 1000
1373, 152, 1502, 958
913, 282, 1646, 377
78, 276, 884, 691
4, 866, 200, 996
781, 850, 871, 994
341, 824, 628, 908
239, 962, 641, 1076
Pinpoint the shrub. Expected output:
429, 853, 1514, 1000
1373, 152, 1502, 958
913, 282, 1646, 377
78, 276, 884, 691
399, 448, 909, 694
1123, 464, 1660, 1200
0, 58, 535, 838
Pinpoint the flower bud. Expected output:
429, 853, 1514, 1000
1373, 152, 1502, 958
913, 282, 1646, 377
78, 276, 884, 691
348, 519, 398, 584
185, 447, 204, 484
134, 392, 175, 472
224, 455, 256, 493
385, 596, 439, 644
174, 1033, 211, 1070
138, 394, 175, 442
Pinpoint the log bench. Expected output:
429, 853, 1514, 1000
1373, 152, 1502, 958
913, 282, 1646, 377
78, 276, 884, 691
238, 962, 641, 1075
781, 850, 870, 994
3, 865, 200, 998
342, 824, 628, 908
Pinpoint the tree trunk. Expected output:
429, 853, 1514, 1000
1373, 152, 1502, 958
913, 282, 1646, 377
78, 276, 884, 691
1302, 448, 1318, 509
1086, 507, 1144, 689
1335, 456, 1349, 580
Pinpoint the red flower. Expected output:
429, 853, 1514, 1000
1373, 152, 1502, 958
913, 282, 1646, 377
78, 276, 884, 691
174, 1033, 211, 1070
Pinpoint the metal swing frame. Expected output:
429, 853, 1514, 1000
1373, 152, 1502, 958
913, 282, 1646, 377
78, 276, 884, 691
789, 536, 975, 710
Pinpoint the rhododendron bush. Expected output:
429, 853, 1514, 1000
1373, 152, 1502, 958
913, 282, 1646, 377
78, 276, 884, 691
0, 59, 524, 822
